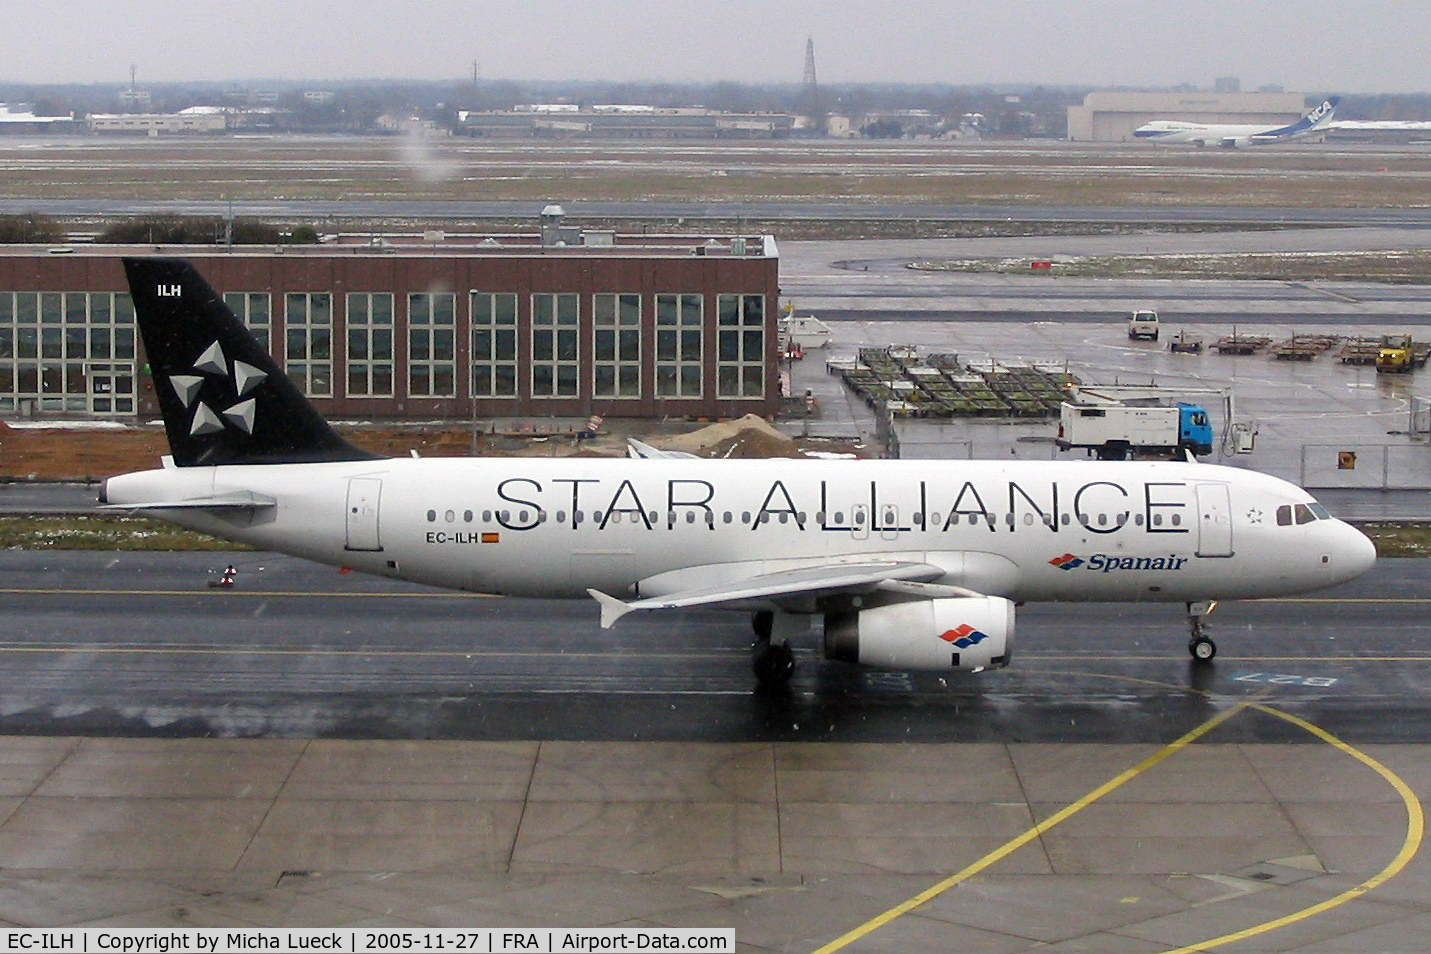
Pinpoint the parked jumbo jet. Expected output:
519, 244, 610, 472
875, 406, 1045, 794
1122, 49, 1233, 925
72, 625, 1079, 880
1134, 96, 1340, 148
102, 259, 1376, 685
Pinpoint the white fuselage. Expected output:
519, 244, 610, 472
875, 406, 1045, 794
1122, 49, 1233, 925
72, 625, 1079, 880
104, 457, 1375, 607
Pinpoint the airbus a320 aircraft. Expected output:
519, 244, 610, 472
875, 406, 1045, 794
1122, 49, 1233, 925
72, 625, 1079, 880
1133, 96, 1340, 148
102, 259, 1376, 685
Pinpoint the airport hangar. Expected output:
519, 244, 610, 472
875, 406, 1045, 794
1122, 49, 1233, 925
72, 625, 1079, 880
1067, 90, 1310, 142
0, 224, 780, 423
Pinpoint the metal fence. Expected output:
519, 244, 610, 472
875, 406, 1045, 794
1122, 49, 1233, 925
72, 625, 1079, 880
1300, 443, 1431, 490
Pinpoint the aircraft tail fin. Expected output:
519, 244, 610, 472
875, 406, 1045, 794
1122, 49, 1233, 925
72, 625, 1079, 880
1256, 96, 1341, 141
123, 257, 382, 467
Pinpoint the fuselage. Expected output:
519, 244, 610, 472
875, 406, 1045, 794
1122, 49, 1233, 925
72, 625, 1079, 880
103, 456, 1376, 606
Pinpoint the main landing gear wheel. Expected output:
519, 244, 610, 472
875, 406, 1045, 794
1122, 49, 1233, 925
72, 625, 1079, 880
752, 640, 796, 686
751, 611, 795, 686
1186, 600, 1217, 663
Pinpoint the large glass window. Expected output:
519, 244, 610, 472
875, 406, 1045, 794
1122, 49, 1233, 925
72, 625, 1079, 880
531, 293, 579, 398
656, 293, 702, 398
285, 292, 332, 397
224, 292, 272, 350
716, 293, 765, 398
346, 292, 394, 397
470, 292, 517, 398
407, 292, 456, 398
593, 293, 641, 398
0, 291, 135, 415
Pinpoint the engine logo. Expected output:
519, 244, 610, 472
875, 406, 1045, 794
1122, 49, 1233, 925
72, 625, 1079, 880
938, 624, 988, 648
1049, 553, 1085, 570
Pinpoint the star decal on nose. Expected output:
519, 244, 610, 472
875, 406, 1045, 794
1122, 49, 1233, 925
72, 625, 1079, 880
167, 341, 267, 437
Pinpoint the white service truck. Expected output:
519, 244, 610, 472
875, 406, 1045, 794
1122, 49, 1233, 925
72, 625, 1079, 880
1057, 401, 1213, 460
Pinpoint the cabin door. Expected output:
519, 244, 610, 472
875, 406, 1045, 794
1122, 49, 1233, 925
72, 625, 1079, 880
1194, 483, 1233, 557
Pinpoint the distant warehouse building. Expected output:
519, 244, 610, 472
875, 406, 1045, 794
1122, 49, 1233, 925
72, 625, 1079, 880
458, 106, 795, 139
1067, 91, 1309, 142
0, 224, 780, 422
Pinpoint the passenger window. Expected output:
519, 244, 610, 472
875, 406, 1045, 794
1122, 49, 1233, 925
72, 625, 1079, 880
1276, 505, 1292, 526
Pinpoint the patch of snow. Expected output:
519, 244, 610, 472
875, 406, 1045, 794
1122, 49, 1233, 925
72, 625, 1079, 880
3, 420, 129, 430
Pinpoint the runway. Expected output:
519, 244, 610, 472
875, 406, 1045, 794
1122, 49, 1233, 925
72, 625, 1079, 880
1, 550, 1426, 745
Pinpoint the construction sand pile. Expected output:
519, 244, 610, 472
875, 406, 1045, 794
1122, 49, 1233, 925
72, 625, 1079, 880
655, 414, 801, 458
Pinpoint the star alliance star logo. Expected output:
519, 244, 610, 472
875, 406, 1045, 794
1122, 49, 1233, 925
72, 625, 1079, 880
168, 340, 267, 438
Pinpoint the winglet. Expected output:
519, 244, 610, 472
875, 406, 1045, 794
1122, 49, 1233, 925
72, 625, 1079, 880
587, 589, 635, 629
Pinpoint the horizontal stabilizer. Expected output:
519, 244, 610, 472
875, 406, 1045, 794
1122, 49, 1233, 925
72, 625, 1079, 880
626, 439, 698, 460
103, 491, 277, 511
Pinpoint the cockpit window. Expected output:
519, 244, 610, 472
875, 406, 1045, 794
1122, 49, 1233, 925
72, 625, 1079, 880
1277, 502, 1331, 527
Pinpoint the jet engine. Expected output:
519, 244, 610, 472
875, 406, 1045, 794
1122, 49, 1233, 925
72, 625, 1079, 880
823, 596, 1014, 671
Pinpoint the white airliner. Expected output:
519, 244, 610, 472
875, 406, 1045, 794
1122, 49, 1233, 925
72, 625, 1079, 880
1134, 96, 1340, 148
101, 259, 1376, 685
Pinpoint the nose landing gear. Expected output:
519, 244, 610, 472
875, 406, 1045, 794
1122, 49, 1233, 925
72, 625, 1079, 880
1187, 600, 1217, 662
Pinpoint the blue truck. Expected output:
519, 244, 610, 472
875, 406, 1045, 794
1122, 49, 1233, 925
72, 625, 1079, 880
1057, 401, 1214, 460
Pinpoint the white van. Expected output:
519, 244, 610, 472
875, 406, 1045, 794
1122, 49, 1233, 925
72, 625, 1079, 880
1127, 309, 1160, 341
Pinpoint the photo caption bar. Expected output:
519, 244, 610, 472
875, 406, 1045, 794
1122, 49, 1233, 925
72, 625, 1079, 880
0, 929, 735, 954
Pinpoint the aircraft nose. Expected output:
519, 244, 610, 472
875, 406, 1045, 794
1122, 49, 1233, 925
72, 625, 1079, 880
1334, 522, 1377, 581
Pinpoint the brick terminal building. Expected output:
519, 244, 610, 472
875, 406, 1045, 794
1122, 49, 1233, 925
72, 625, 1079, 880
0, 222, 780, 422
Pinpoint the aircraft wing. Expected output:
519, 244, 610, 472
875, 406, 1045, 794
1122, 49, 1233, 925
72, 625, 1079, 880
587, 560, 967, 628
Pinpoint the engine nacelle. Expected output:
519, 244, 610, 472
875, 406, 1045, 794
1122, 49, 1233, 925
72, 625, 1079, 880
823, 597, 1014, 672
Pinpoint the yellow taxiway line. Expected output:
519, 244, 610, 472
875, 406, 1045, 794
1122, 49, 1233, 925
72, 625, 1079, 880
812, 700, 1424, 954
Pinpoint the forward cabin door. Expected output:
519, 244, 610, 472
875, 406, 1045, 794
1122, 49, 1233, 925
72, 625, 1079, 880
345, 477, 383, 552
1194, 483, 1233, 557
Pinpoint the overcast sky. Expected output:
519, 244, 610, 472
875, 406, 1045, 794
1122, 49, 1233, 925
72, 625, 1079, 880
0, 0, 1420, 93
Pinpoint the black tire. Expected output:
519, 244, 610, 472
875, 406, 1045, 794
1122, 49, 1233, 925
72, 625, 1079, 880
753, 642, 796, 686
1189, 636, 1216, 662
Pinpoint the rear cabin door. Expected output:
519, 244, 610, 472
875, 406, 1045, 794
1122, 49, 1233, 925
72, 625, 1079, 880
1194, 483, 1233, 557
345, 477, 383, 552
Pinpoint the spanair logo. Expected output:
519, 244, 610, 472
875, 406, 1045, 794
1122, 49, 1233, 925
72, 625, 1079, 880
167, 340, 267, 438
938, 624, 988, 649
1050, 551, 1190, 573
